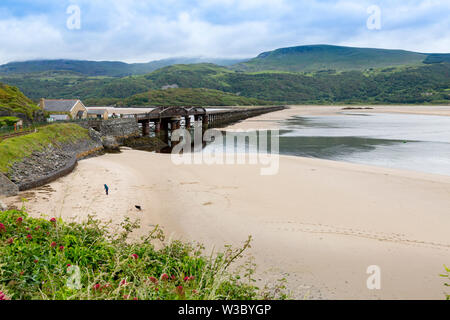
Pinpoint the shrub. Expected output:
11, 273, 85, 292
441, 265, 450, 300
0, 210, 282, 300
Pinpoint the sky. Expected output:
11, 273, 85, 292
0, 0, 448, 64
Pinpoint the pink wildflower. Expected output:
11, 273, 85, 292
131, 254, 139, 260
26, 234, 32, 240
0, 223, 6, 233
161, 273, 169, 281
0, 292, 10, 300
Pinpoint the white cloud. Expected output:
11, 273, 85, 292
0, 0, 448, 64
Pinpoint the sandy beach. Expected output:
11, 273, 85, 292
224, 105, 450, 131
4, 105, 450, 300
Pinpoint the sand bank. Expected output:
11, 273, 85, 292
223, 105, 450, 131
5, 149, 450, 300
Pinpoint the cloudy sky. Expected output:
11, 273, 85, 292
0, 0, 448, 64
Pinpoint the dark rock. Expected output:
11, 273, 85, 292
0, 173, 19, 197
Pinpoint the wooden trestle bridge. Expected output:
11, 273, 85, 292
132, 106, 286, 138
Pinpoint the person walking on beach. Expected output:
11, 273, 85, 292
104, 184, 109, 195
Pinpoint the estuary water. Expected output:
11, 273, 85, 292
277, 113, 450, 176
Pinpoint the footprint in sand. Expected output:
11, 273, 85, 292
203, 202, 213, 206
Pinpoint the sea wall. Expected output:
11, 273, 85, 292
0, 173, 19, 197
7, 138, 103, 191
80, 118, 140, 140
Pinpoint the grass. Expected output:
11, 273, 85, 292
0, 123, 89, 174
0, 210, 286, 300
0, 83, 40, 120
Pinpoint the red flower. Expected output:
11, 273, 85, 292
171, 275, 176, 281
148, 277, 158, 284
161, 273, 169, 281
184, 276, 189, 282
0, 291, 10, 301
16, 217, 23, 224
189, 276, 195, 281
35, 226, 40, 231
0, 223, 6, 233
120, 279, 128, 286
133, 297, 138, 300
33, 259, 38, 264
92, 284, 101, 291
26, 234, 32, 240
50, 242, 57, 248
123, 295, 129, 300
7, 238, 14, 244
67, 264, 71, 267
59, 246, 65, 251
103, 283, 111, 289
131, 254, 139, 260
50, 218, 56, 223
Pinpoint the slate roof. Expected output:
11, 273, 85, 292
87, 109, 108, 115
43, 99, 79, 112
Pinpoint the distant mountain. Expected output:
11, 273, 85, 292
0, 57, 246, 77
232, 45, 447, 72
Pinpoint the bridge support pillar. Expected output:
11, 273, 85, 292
142, 120, 150, 136
202, 115, 209, 130
154, 120, 161, 134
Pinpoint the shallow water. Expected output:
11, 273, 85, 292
278, 113, 450, 176
203, 112, 450, 176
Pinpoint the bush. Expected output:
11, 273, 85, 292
0, 210, 283, 300
441, 266, 450, 300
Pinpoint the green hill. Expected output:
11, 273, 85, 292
0, 61, 449, 106
0, 58, 245, 77
232, 45, 428, 72
122, 88, 271, 107
0, 82, 40, 121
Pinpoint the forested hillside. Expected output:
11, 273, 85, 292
2, 62, 448, 106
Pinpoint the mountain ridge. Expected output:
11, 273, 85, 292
2, 44, 450, 76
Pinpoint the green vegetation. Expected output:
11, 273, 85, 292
0, 210, 283, 300
123, 88, 270, 106
0, 116, 20, 127
232, 45, 427, 73
0, 58, 245, 77
0, 123, 89, 174
442, 266, 450, 300
1, 58, 449, 106
0, 83, 40, 120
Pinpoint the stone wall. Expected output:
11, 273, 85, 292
0, 173, 19, 197
80, 118, 140, 140
7, 138, 103, 191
